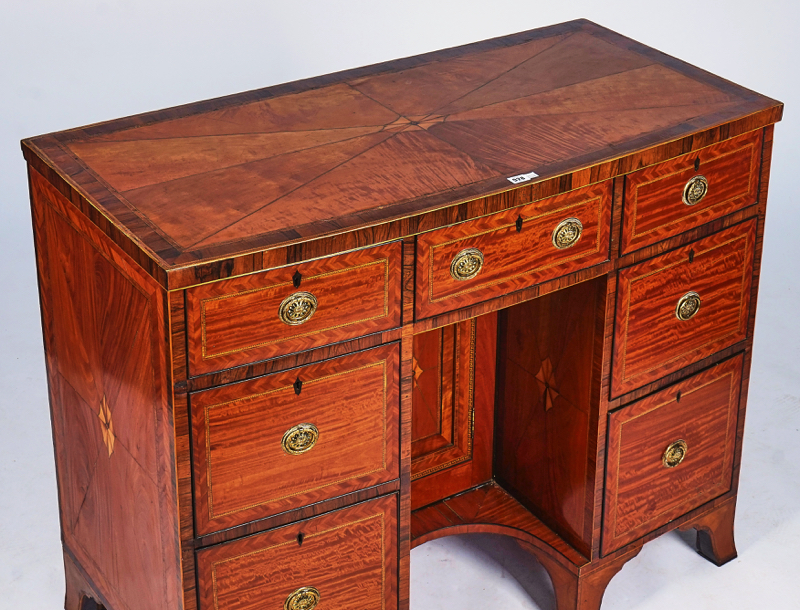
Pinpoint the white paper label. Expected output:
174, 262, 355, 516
507, 171, 539, 184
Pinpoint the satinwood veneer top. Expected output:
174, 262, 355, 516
22, 19, 782, 287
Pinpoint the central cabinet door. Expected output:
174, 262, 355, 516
191, 344, 400, 535
410, 315, 497, 510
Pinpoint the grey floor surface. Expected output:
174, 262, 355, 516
1, 2, 798, 609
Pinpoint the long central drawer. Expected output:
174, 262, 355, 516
191, 344, 400, 535
415, 181, 612, 319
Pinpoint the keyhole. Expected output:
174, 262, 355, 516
676, 391, 682, 402
689, 248, 695, 263
694, 158, 700, 172
292, 270, 302, 288
297, 532, 304, 546
516, 215, 523, 232
294, 377, 303, 395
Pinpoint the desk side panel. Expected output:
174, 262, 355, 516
29, 168, 182, 610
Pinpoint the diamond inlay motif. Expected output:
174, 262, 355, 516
412, 355, 424, 389
98, 394, 115, 456
534, 357, 560, 412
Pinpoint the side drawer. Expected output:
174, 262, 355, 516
611, 219, 756, 397
191, 344, 400, 535
621, 130, 762, 254
416, 181, 612, 319
197, 495, 397, 610
186, 241, 402, 375
602, 355, 742, 555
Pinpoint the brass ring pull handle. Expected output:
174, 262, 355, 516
279, 291, 318, 325
675, 291, 701, 321
682, 175, 709, 206
282, 423, 320, 455
284, 586, 321, 610
662, 439, 688, 468
450, 247, 484, 281
552, 218, 583, 249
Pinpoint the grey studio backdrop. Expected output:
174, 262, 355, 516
1, 2, 798, 609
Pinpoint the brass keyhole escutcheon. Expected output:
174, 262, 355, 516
552, 218, 583, 249
450, 247, 484, 281
675, 291, 701, 321
282, 423, 320, 455
279, 291, 318, 325
682, 175, 709, 206
662, 439, 688, 468
284, 586, 321, 610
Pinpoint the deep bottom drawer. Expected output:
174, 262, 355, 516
197, 495, 397, 610
602, 354, 742, 555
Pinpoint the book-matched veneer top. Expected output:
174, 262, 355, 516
23, 19, 782, 272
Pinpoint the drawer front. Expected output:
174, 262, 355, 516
602, 355, 742, 555
197, 495, 397, 610
186, 241, 402, 375
611, 219, 756, 397
191, 344, 399, 535
621, 130, 762, 254
416, 181, 612, 319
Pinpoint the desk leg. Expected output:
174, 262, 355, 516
64, 551, 106, 610
517, 541, 641, 610
680, 498, 738, 567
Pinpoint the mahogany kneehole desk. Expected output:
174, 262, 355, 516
22, 19, 783, 610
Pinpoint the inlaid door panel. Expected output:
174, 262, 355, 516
410, 314, 497, 510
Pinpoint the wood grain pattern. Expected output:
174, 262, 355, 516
410, 314, 496, 509
29, 169, 181, 610
191, 344, 399, 535
622, 129, 762, 254
416, 181, 611, 318
602, 354, 743, 555
196, 495, 397, 610
186, 241, 401, 375
611, 219, 756, 396
21, 19, 782, 284
494, 277, 606, 557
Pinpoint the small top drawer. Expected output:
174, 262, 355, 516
416, 182, 612, 319
602, 355, 742, 555
186, 241, 402, 375
621, 130, 762, 254
611, 219, 756, 397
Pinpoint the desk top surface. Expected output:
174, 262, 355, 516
23, 19, 781, 271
